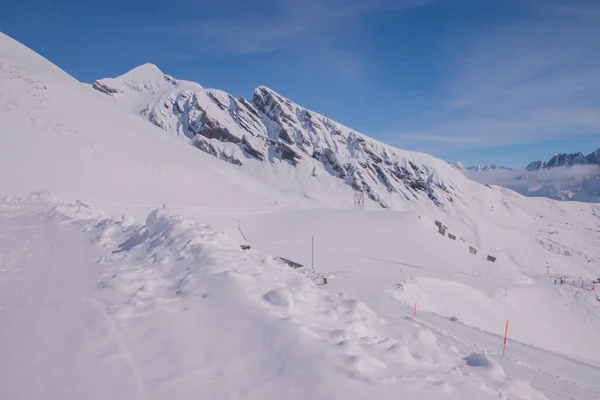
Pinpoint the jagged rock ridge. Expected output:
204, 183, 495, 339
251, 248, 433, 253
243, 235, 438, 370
526, 148, 600, 171
93, 65, 463, 208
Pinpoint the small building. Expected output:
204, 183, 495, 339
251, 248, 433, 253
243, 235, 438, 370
487, 255, 497, 262
274, 256, 304, 269
448, 233, 457, 240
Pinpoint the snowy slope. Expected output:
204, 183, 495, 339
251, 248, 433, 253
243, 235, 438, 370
1, 196, 559, 400
2, 31, 600, 399
0, 33, 286, 208
94, 65, 469, 209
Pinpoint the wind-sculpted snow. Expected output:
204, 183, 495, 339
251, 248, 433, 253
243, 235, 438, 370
94, 66, 465, 208
30, 197, 546, 399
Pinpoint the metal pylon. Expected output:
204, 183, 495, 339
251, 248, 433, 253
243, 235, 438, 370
354, 190, 365, 210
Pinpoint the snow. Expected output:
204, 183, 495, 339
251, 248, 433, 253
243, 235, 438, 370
0, 196, 554, 399
1, 31, 600, 399
95, 60, 476, 209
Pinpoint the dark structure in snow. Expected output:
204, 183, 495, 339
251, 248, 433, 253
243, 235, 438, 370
274, 256, 304, 269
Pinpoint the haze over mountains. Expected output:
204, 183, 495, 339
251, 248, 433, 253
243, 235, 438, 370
461, 148, 600, 203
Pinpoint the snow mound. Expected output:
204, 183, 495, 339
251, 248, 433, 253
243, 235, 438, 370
33, 200, 547, 398
263, 288, 294, 308
464, 352, 506, 381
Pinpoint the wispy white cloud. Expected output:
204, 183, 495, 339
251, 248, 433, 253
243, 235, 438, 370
395, 133, 490, 144
394, 0, 600, 151
147, 0, 433, 78
465, 165, 600, 202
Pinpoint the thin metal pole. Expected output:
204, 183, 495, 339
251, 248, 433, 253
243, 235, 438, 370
237, 221, 248, 241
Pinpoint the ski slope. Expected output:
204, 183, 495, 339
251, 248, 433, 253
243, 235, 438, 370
1, 31, 600, 399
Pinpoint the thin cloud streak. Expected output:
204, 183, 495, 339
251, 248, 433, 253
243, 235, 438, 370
393, 1, 600, 152
395, 133, 490, 144
141, 0, 433, 79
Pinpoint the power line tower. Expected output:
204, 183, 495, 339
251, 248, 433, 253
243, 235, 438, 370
354, 189, 365, 210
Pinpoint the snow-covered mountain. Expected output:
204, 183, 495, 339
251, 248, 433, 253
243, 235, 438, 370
460, 148, 600, 203
451, 162, 511, 172
93, 65, 461, 209
526, 147, 600, 171
2, 32, 600, 399
468, 165, 512, 172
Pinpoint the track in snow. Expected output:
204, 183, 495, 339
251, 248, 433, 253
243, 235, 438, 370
0, 206, 147, 399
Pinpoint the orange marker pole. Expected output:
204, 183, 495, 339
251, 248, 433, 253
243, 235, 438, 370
413, 302, 417, 317
502, 319, 509, 356
410, 271, 413, 279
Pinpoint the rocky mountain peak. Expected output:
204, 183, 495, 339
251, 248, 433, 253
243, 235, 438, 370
526, 148, 600, 171
93, 65, 465, 209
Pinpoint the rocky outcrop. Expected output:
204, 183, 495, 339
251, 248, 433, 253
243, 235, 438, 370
526, 148, 600, 171
93, 65, 463, 208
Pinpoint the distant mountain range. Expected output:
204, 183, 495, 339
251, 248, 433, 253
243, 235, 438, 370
452, 162, 512, 172
457, 148, 600, 203
526, 148, 600, 171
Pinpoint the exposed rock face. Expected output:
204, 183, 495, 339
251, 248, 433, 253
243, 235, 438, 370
525, 160, 547, 171
526, 148, 600, 171
93, 65, 463, 208
465, 165, 512, 172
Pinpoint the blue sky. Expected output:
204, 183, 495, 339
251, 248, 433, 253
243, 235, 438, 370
2, 0, 599, 168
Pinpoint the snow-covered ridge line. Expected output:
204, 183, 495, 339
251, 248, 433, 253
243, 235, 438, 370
93, 65, 465, 209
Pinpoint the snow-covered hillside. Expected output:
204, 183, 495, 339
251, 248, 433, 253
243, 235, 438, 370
2, 31, 600, 399
93, 65, 466, 209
